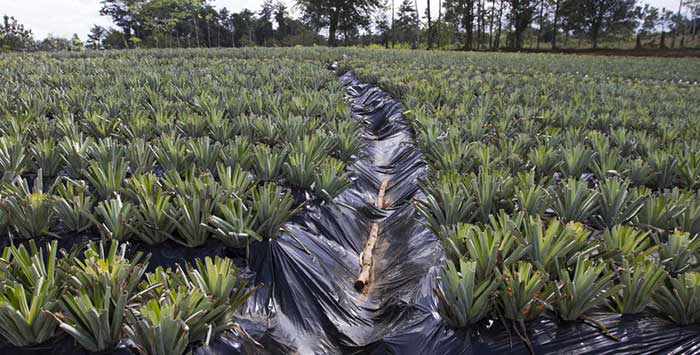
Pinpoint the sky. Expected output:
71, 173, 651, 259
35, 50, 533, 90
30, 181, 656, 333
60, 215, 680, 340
0, 0, 684, 40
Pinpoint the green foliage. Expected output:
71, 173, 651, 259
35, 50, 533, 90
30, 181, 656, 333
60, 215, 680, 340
635, 188, 686, 231
125, 298, 190, 355
593, 177, 646, 228
468, 168, 515, 223
549, 177, 599, 223
524, 217, 592, 274
654, 272, 700, 325
0, 241, 61, 346
93, 194, 136, 242
83, 156, 129, 201
610, 258, 665, 314
435, 258, 499, 328
220, 136, 253, 170
313, 158, 351, 202
0, 136, 31, 181
53, 179, 95, 233
216, 164, 255, 199
515, 171, 549, 216
57, 241, 149, 352
249, 183, 299, 240
208, 198, 257, 248
153, 134, 192, 174
498, 261, 553, 321
440, 222, 528, 280
0, 171, 55, 238
656, 230, 700, 274
127, 173, 175, 245
284, 151, 318, 190
554, 257, 621, 321
164, 172, 222, 247
601, 225, 653, 261
416, 172, 475, 234
252, 144, 287, 182
31, 138, 64, 177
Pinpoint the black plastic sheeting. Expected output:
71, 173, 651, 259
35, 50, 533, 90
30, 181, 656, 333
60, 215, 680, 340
233, 70, 467, 354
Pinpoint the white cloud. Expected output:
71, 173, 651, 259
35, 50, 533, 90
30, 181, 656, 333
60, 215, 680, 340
0, 0, 685, 40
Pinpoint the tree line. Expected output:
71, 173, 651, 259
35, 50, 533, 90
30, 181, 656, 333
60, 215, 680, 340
1, 0, 699, 51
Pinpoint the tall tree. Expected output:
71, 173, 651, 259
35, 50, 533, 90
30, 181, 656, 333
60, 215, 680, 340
396, 0, 420, 46
87, 25, 107, 49
509, 0, 537, 50
659, 8, 674, 48
444, 0, 475, 49
426, 0, 433, 49
1, 15, 34, 50
256, 0, 274, 45
274, 2, 290, 42
297, 0, 382, 46
494, 0, 505, 48
635, 4, 658, 49
551, 0, 560, 48
232, 9, 256, 46
672, 0, 684, 48
99, 0, 141, 40
375, 9, 391, 48
561, 0, 637, 49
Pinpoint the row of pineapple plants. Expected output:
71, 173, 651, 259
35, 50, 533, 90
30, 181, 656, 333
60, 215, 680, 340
0, 240, 252, 354
0, 131, 357, 247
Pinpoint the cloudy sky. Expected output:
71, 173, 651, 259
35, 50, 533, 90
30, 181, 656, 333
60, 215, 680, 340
1, 0, 684, 40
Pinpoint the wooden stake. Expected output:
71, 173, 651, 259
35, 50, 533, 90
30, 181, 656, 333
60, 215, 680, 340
354, 178, 389, 292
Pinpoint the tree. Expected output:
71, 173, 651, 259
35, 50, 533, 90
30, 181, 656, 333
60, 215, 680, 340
232, 10, 256, 47
100, 0, 142, 40
551, 0, 561, 48
274, 2, 290, 42
444, 0, 476, 49
375, 8, 392, 48
1, 15, 34, 50
87, 25, 107, 49
635, 4, 658, 49
255, 0, 274, 45
659, 8, 674, 48
37, 35, 72, 51
297, 0, 382, 46
561, 0, 637, 49
70, 34, 84, 50
102, 28, 128, 49
426, 0, 433, 49
509, 0, 537, 50
396, 0, 420, 47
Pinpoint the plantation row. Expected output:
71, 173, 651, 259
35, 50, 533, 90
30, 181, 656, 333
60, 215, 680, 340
344, 51, 700, 330
0, 240, 252, 353
0, 51, 362, 248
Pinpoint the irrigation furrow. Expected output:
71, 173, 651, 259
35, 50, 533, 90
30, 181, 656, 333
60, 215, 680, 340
237, 69, 466, 355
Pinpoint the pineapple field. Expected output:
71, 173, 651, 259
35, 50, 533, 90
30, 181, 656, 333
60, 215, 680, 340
0, 48, 700, 354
